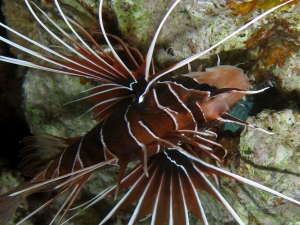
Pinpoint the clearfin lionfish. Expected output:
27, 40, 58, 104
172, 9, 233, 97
0, 0, 299, 225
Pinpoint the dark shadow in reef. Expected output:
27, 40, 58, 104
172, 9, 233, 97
0, 0, 31, 169
239, 156, 300, 177
250, 88, 300, 116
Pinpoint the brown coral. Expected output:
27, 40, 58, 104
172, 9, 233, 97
244, 19, 300, 68
226, 0, 298, 16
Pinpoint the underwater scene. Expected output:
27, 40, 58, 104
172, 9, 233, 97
0, 0, 300, 224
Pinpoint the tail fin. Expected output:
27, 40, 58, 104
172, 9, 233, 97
0, 194, 22, 225
0, 173, 91, 225
0, 180, 59, 225
0, 132, 83, 225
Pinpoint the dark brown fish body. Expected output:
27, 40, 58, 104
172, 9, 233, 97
0, 64, 252, 225
30, 66, 248, 184
0, 1, 298, 224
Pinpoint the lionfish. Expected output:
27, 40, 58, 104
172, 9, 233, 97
0, 0, 298, 224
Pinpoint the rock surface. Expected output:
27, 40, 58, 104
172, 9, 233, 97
238, 109, 300, 224
1, 0, 300, 224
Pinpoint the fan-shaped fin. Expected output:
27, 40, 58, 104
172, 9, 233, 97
44, 55, 126, 83
98, 149, 231, 224
66, 18, 114, 63
106, 34, 140, 71
167, 133, 224, 166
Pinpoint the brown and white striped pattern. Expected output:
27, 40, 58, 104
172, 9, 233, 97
0, 1, 297, 225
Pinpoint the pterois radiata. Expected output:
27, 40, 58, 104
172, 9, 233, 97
0, 0, 299, 224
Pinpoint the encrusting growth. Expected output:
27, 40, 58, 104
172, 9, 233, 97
0, 0, 298, 225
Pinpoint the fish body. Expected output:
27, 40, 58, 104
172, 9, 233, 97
0, 0, 299, 224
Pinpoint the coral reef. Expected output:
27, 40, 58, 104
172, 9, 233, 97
226, 0, 297, 16
238, 109, 300, 224
112, 0, 244, 70
272, 50, 300, 99
1, 0, 300, 224
245, 19, 300, 69
2, 0, 100, 137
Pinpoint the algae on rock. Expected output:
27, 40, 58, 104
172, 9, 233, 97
237, 109, 300, 224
